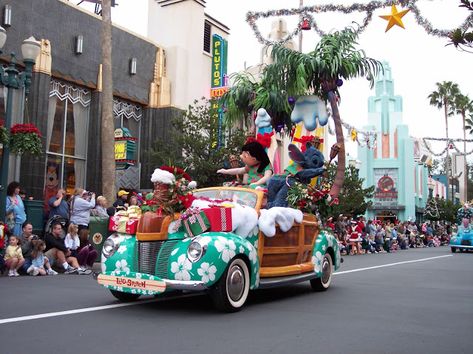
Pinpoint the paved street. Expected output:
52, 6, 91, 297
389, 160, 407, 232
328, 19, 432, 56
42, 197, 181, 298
1, 246, 472, 354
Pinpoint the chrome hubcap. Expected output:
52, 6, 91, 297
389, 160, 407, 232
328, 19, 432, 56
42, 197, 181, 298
321, 257, 331, 284
227, 265, 245, 302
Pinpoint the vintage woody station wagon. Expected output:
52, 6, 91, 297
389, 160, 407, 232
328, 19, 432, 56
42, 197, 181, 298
97, 187, 341, 312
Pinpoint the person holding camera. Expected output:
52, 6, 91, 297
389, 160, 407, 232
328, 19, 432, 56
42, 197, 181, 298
48, 188, 69, 221
69, 188, 96, 231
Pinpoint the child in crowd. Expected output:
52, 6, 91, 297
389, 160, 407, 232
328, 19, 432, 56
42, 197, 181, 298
27, 239, 58, 276
77, 229, 97, 272
4, 235, 24, 277
217, 140, 272, 189
64, 223, 80, 258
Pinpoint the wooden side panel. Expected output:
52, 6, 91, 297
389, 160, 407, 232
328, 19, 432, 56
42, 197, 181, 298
259, 214, 320, 278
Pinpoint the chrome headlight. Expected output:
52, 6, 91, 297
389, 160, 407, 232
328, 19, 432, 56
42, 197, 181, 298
187, 239, 206, 263
102, 238, 118, 258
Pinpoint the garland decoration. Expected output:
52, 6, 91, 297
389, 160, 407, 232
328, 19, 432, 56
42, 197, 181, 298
327, 116, 378, 149
246, 0, 473, 45
423, 137, 473, 156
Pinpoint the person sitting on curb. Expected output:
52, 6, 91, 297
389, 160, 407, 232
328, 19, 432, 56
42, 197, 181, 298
4, 235, 24, 277
19, 221, 36, 274
44, 222, 80, 274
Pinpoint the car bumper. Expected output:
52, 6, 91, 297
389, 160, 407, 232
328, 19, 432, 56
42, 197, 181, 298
451, 244, 473, 249
97, 271, 207, 295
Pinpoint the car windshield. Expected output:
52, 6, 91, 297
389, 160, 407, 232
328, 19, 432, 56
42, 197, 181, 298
192, 188, 259, 209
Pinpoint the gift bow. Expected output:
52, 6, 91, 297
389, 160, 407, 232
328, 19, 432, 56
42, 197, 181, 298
292, 135, 324, 151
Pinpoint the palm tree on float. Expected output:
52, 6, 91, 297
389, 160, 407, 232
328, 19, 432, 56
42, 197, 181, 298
222, 27, 382, 199
428, 81, 460, 201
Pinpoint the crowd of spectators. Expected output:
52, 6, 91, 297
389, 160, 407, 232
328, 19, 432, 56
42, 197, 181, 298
325, 215, 452, 256
1, 181, 143, 277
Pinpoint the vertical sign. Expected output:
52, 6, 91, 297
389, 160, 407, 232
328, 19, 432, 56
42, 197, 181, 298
211, 34, 228, 148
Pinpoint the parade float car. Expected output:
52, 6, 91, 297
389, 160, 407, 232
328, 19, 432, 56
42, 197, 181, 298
450, 227, 473, 253
97, 187, 341, 312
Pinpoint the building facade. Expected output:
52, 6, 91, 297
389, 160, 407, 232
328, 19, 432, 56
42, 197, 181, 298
358, 62, 431, 222
0, 0, 228, 209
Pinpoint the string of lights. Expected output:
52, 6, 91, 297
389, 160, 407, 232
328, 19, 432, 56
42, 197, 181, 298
246, 0, 473, 45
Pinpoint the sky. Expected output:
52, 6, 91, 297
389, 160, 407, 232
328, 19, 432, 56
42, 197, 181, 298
79, 0, 472, 159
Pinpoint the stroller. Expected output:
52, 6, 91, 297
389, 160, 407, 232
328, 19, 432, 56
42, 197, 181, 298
43, 215, 68, 238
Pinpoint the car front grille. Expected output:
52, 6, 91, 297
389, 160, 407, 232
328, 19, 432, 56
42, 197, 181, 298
461, 240, 471, 246
136, 240, 180, 276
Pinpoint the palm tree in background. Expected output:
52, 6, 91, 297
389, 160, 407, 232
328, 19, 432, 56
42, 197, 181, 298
428, 81, 460, 201
222, 27, 382, 199
101, 0, 116, 203
452, 93, 473, 200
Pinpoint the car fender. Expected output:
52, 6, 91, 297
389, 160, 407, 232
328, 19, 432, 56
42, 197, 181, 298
311, 229, 341, 276
166, 232, 260, 289
101, 233, 137, 274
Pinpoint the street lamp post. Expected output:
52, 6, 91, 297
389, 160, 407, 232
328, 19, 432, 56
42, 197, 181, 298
0, 26, 40, 221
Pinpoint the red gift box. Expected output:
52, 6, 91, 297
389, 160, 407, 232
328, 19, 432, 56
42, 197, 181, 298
109, 215, 139, 235
203, 206, 232, 232
108, 215, 121, 232
125, 219, 139, 234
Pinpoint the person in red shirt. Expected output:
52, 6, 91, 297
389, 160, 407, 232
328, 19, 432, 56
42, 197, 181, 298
348, 219, 363, 255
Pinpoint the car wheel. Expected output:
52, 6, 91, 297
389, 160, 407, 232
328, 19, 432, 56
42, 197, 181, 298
210, 257, 250, 312
451, 247, 456, 253
310, 253, 333, 292
110, 290, 141, 302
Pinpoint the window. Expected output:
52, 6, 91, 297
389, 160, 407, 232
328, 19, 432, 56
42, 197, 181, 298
45, 80, 90, 197
203, 21, 211, 53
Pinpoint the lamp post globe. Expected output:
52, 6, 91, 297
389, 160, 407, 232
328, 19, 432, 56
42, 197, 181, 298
0, 26, 6, 49
0, 30, 39, 222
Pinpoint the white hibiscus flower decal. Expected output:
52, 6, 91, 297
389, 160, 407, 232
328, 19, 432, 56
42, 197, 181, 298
327, 236, 334, 248
197, 262, 217, 283
117, 245, 127, 254
170, 254, 192, 281
170, 248, 179, 256
248, 246, 257, 264
311, 251, 323, 273
239, 246, 245, 254
214, 237, 236, 263
115, 259, 130, 274
322, 244, 326, 252
199, 236, 212, 246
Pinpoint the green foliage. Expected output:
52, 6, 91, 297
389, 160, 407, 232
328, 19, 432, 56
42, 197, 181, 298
0, 125, 8, 145
435, 197, 461, 224
149, 99, 246, 188
447, 1, 473, 53
9, 124, 43, 156
220, 27, 383, 132
220, 72, 258, 128
322, 164, 374, 219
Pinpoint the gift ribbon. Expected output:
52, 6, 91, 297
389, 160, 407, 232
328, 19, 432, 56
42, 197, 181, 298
292, 135, 324, 151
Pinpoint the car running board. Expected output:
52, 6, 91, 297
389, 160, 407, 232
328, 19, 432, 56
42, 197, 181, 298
258, 272, 317, 289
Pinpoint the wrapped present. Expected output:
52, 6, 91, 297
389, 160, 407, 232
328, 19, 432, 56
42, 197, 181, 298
109, 215, 139, 235
203, 206, 233, 232
126, 218, 139, 234
181, 208, 210, 237
109, 215, 126, 233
